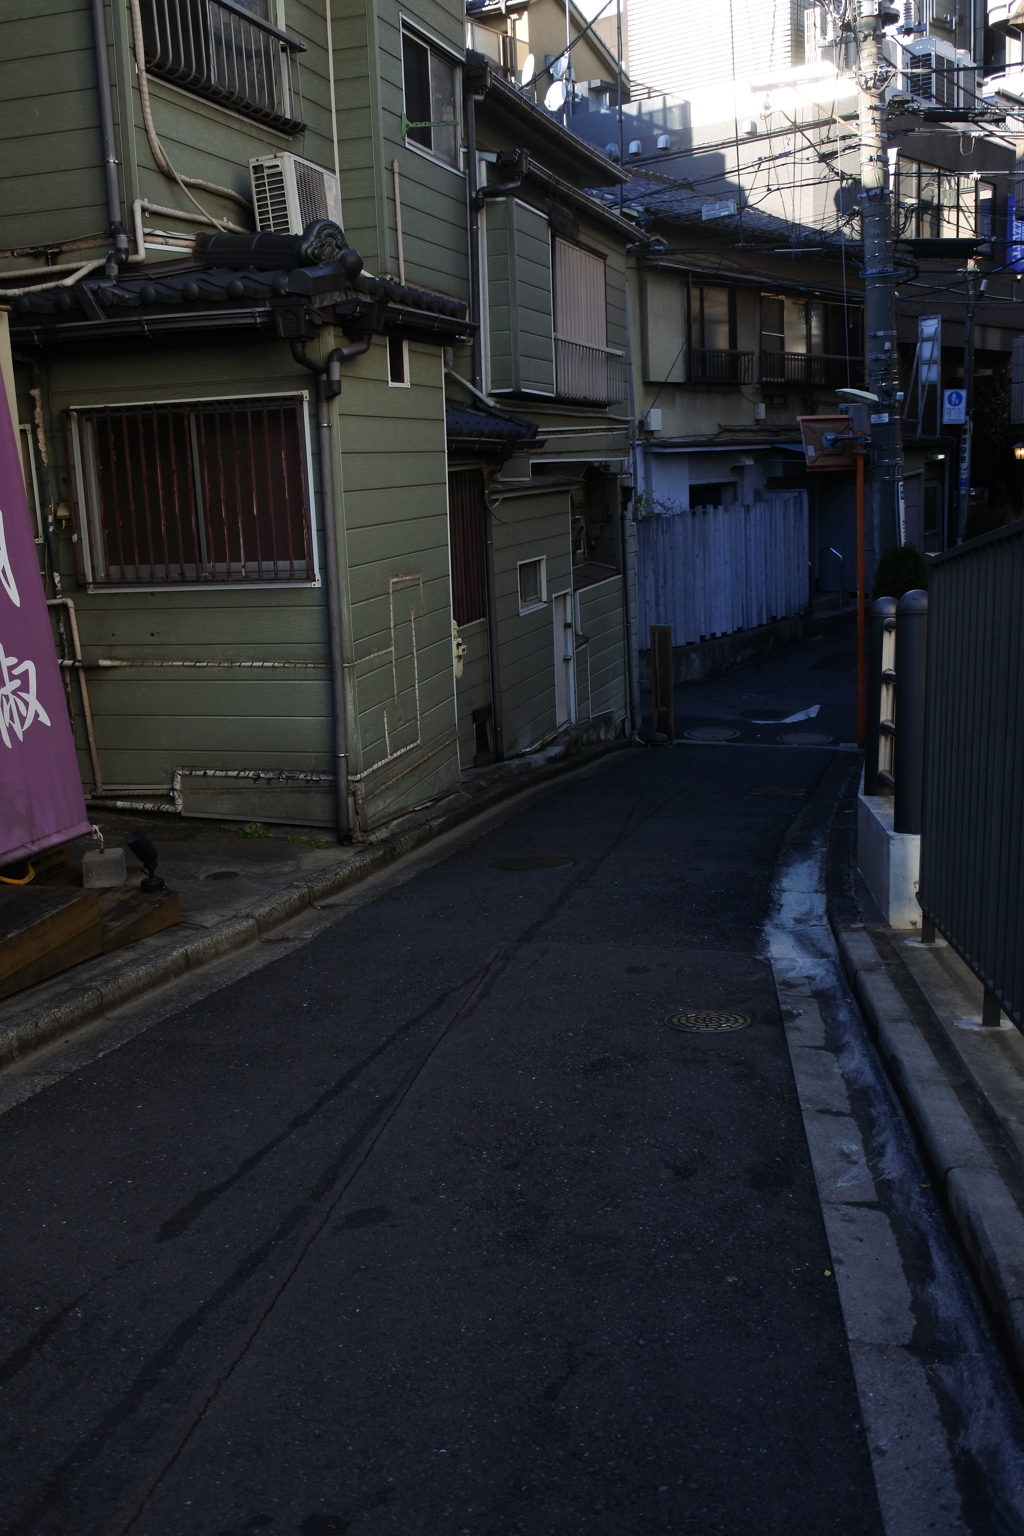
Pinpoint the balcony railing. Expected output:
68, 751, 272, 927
758, 351, 865, 389
688, 349, 754, 386
555, 337, 628, 405
140, 0, 306, 135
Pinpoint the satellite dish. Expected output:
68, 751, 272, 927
544, 79, 568, 111
521, 52, 535, 85
551, 53, 567, 80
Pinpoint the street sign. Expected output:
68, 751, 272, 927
942, 388, 966, 425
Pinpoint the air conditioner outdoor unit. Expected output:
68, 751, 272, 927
904, 36, 960, 107
249, 154, 342, 235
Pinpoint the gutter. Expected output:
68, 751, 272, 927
290, 335, 372, 842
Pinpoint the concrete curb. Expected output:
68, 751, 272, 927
0, 739, 630, 1071
832, 920, 1024, 1375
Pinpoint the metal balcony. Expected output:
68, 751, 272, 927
758, 352, 864, 389
687, 349, 754, 386
554, 338, 628, 405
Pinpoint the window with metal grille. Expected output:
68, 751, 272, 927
139, 0, 306, 135
448, 468, 487, 625
68, 395, 316, 587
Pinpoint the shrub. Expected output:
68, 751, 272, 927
872, 543, 927, 601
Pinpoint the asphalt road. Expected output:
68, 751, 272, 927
0, 632, 1019, 1535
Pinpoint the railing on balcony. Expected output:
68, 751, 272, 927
688, 349, 754, 386
758, 351, 864, 388
554, 338, 628, 405
140, 0, 307, 135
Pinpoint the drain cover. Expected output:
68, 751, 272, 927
778, 731, 832, 745
666, 1010, 751, 1032
490, 856, 574, 871
203, 870, 239, 880
684, 726, 740, 742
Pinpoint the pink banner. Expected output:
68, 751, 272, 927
0, 387, 90, 865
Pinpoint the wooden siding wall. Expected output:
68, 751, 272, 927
45, 339, 332, 803
485, 198, 555, 396
493, 489, 570, 754
1, 0, 339, 264
335, 335, 461, 828
1, 0, 111, 255
40, 332, 460, 828
374, 0, 468, 297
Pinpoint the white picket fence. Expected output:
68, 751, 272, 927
636, 493, 809, 645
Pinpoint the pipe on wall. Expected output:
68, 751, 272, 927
88, 0, 128, 276
463, 91, 505, 760
290, 336, 372, 842
127, 0, 252, 228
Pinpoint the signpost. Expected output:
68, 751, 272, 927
0, 340, 90, 866
942, 388, 966, 425
798, 411, 871, 746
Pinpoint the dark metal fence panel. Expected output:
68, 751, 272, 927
919, 520, 1024, 1027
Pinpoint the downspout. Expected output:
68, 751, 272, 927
88, 0, 129, 276
622, 265, 640, 732
290, 337, 371, 841
466, 87, 505, 760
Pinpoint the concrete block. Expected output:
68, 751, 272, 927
857, 793, 921, 929
81, 847, 127, 888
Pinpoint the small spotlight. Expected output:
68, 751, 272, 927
125, 830, 165, 893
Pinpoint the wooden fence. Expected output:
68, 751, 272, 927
636, 493, 809, 644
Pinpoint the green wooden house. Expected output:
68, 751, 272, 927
2, 0, 636, 837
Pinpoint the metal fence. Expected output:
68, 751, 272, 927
688, 348, 754, 386
554, 338, 628, 404
636, 493, 808, 644
758, 351, 865, 389
919, 521, 1024, 1028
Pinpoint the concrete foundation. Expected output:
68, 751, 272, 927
857, 791, 921, 929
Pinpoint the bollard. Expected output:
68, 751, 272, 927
649, 625, 674, 740
865, 597, 897, 796
893, 589, 928, 834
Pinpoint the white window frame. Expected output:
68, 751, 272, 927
400, 19, 464, 174
517, 555, 547, 614
67, 390, 319, 593
387, 336, 411, 387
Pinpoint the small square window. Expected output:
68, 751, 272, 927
388, 335, 409, 386
518, 556, 546, 612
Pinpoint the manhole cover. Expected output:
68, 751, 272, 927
777, 731, 832, 745
203, 870, 240, 880
666, 1010, 751, 1032
750, 785, 806, 796
490, 856, 575, 871
684, 726, 740, 742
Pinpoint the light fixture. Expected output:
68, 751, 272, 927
126, 830, 165, 893
1014, 443, 1024, 461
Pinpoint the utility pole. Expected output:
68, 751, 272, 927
853, 0, 903, 559
956, 267, 976, 541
